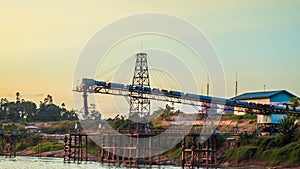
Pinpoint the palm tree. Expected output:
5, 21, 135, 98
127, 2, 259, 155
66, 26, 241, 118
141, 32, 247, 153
47, 95, 53, 104
43, 94, 53, 105
16, 92, 20, 103
278, 116, 298, 139
290, 97, 299, 110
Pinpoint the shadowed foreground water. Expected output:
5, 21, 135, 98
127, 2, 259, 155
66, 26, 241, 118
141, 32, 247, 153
0, 156, 184, 169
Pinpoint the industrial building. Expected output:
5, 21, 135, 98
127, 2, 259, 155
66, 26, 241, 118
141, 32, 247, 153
233, 90, 298, 135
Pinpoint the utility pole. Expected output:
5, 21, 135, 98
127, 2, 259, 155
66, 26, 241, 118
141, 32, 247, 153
206, 74, 209, 96
235, 70, 238, 97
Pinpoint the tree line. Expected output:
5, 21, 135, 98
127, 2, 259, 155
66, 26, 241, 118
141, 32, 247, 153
0, 92, 77, 122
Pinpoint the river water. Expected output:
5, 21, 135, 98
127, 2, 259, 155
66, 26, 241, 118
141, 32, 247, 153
0, 156, 184, 169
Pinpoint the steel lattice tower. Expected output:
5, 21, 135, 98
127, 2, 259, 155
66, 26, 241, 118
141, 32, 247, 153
129, 52, 150, 132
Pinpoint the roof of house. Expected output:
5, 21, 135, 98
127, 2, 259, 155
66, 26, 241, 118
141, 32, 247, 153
25, 125, 38, 129
232, 90, 296, 100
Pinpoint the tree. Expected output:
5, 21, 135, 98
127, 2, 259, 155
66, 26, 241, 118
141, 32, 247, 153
81, 103, 101, 120
47, 95, 53, 104
35, 103, 61, 122
278, 116, 298, 139
290, 97, 299, 109
0, 94, 77, 122
5, 102, 20, 122
43, 94, 53, 105
16, 92, 20, 103
152, 104, 180, 121
20, 101, 37, 122
108, 114, 128, 130
59, 103, 77, 121
0, 98, 9, 105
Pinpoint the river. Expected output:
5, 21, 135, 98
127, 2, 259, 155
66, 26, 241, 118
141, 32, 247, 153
0, 156, 184, 169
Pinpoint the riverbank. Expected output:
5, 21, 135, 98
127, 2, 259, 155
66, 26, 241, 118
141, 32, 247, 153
6, 116, 300, 168
16, 149, 180, 165
219, 160, 300, 169
15, 149, 300, 169
16, 149, 100, 161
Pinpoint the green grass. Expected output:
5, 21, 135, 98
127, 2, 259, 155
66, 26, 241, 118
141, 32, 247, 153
260, 140, 300, 165
86, 138, 101, 155
168, 147, 182, 158
225, 134, 300, 165
225, 145, 257, 161
221, 114, 256, 121
16, 135, 40, 151
38, 120, 78, 134
33, 141, 64, 152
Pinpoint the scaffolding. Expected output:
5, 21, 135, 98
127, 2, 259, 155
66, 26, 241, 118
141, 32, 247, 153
99, 132, 159, 165
0, 133, 17, 158
181, 134, 217, 168
63, 131, 88, 164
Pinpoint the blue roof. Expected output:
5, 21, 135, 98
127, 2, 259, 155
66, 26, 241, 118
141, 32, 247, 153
233, 90, 296, 100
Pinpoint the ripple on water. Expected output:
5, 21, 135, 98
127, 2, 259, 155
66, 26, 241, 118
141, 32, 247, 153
0, 156, 184, 169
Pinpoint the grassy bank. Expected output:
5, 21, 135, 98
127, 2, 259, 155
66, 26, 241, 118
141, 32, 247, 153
16, 134, 64, 153
9, 115, 299, 167
225, 132, 300, 166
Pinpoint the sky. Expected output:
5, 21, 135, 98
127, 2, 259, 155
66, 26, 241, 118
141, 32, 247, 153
0, 1, 300, 111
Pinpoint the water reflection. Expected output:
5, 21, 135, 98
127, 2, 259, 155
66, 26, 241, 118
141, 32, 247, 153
0, 156, 182, 169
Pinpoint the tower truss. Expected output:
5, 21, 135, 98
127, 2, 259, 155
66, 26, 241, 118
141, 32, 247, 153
129, 52, 150, 132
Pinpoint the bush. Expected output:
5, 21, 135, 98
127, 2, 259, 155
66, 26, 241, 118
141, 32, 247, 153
221, 114, 256, 121
260, 141, 300, 165
169, 147, 182, 158
225, 145, 257, 161
16, 142, 28, 151
278, 116, 298, 139
87, 138, 100, 155
226, 135, 300, 165
39, 121, 78, 134
33, 141, 64, 152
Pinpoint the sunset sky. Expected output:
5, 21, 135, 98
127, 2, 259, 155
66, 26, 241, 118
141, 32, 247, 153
1, 1, 300, 110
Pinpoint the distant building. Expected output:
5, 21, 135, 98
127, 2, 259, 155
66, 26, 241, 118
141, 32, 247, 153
234, 90, 296, 104
233, 90, 297, 122
233, 90, 296, 116
25, 125, 38, 133
232, 90, 298, 135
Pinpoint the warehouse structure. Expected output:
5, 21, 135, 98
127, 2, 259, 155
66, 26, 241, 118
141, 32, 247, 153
233, 90, 298, 135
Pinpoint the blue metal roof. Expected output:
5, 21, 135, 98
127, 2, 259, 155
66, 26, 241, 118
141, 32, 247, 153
233, 90, 296, 100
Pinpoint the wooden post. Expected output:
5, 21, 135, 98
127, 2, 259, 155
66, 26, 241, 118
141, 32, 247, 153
1, 135, 3, 155
149, 136, 152, 165
68, 135, 72, 163
214, 137, 216, 166
158, 134, 161, 165
79, 134, 82, 164
205, 138, 208, 166
74, 134, 77, 163
129, 135, 132, 164
112, 134, 116, 163
40, 135, 43, 157
181, 136, 185, 169
85, 135, 88, 163
136, 134, 139, 165
107, 134, 110, 161
13, 136, 16, 157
